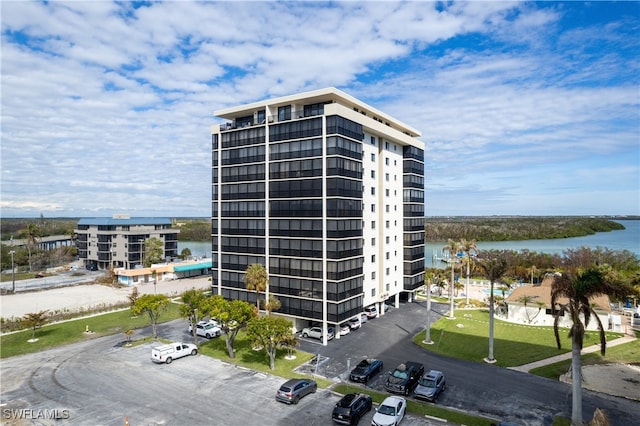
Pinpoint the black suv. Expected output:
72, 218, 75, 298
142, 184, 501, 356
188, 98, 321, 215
332, 393, 373, 425
384, 361, 424, 395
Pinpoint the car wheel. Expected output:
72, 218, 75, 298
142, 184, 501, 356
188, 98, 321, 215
191, 349, 197, 356
293, 396, 300, 404
165, 357, 172, 364
311, 384, 317, 393
206, 333, 211, 338
302, 333, 308, 338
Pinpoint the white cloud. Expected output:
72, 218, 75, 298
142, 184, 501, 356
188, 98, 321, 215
1, 1, 638, 218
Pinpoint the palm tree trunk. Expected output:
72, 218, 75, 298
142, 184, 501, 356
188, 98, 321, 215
486, 282, 496, 363
465, 261, 470, 306
571, 337, 584, 425
449, 263, 455, 319
424, 285, 433, 344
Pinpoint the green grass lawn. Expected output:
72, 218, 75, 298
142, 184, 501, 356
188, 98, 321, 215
530, 335, 640, 379
414, 309, 624, 367
0, 303, 182, 358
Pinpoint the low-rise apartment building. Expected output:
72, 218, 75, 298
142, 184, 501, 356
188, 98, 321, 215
75, 215, 179, 270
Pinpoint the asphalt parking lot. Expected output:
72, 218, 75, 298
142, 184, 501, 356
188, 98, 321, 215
0, 319, 435, 426
3, 301, 639, 426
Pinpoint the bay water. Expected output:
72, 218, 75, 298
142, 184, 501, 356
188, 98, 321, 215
178, 220, 639, 269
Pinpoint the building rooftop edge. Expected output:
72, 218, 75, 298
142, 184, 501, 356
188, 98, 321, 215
213, 87, 422, 138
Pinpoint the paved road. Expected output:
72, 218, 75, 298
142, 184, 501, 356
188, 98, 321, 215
295, 301, 640, 426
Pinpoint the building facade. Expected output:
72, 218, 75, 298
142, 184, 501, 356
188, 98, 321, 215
75, 215, 179, 270
211, 88, 424, 339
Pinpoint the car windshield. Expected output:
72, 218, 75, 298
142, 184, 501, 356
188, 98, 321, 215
378, 404, 396, 416
337, 395, 356, 407
357, 361, 370, 368
392, 370, 408, 380
419, 378, 436, 387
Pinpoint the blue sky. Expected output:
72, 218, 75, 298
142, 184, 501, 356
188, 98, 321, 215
1, 1, 638, 218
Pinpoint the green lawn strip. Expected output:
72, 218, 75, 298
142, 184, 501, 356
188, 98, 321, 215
530, 334, 640, 379
195, 329, 333, 388
413, 309, 623, 367
0, 303, 182, 358
332, 383, 494, 426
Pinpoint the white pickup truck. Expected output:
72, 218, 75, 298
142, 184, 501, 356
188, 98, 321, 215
151, 342, 197, 364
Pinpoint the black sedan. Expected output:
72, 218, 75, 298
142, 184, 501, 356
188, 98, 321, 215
349, 358, 383, 384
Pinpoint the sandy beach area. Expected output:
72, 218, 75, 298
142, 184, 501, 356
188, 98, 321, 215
0, 276, 212, 320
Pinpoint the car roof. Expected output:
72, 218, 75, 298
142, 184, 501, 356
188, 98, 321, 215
381, 395, 405, 405
282, 378, 308, 386
425, 370, 443, 378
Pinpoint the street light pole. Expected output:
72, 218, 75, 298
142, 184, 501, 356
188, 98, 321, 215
9, 249, 15, 293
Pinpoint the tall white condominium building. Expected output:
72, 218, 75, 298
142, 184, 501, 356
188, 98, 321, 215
211, 87, 424, 340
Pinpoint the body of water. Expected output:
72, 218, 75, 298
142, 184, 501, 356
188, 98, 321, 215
426, 220, 639, 268
178, 220, 639, 269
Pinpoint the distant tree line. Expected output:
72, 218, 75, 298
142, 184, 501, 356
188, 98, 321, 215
1, 216, 77, 241
424, 217, 626, 242
175, 219, 211, 242
425, 246, 639, 289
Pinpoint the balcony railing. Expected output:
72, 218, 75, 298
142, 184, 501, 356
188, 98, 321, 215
219, 111, 321, 131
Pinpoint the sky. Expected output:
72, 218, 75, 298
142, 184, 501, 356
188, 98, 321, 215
1, 1, 638, 218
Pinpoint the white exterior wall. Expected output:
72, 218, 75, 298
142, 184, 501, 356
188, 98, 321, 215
361, 132, 405, 311
507, 304, 610, 330
381, 139, 404, 307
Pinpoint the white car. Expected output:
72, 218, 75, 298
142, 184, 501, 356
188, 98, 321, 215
371, 396, 406, 426
301, 326, 334, 341
188, 322, 221, 338
338, 323, 351, 336
364, 305, 378, 319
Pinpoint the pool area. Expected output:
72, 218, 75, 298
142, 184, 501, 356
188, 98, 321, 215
482, 288, 512, 297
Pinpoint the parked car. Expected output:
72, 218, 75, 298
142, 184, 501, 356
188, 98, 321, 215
347, 317, 362, 330
384, 361, 424, 395
188, 322, 221, 338
151, 342, 197, 364
371, 396, 406, 426
414, 370, 446, 402
332, 393, 372, 425
349, 358, 384, 383
339, 323, 351, 336
359, 314, 368, 324
275, 378, 317, 404
301, 326, 334, 341
364, 305, 378, 319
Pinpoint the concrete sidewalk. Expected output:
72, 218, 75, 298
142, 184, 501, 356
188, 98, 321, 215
509, 334, 638, 373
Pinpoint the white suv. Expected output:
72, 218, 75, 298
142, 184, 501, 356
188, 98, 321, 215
364, 305, 378, 319
188, 321, 221, 338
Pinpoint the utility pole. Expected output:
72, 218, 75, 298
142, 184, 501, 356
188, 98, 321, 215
9, 249, 16, 293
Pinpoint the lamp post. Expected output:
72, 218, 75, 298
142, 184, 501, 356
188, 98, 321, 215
9, 249, 15, 293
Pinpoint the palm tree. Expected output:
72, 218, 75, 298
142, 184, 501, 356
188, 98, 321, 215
443, 239, 462, 319
25, 223, 40, 272
423, 271, 434, 344
477, 250, 510, 363
244, 263, 268, 313
550, 266, 633, 425
460, 238, 478, 306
